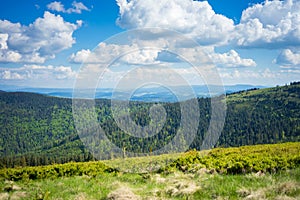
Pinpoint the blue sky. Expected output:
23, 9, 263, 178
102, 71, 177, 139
0, 0, 299, 88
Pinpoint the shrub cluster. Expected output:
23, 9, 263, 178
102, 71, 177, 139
0, 161, 116, 181
1, 142, 299, 181
160, 142, 300, 174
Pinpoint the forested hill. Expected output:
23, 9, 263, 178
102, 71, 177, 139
0, 82, 299, 168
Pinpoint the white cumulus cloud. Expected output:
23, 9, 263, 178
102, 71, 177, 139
211, 50, 257, 68
47, 1, 90, 14
47, 1, 65, 12
116, 0, 300, 50
276, 49, 300, 66
233, 0, 300, 48
0, 51, 22, 63
1, 70, 26, 80
70, 42, 160, 65
0, 34, 8, 50
276, 48, 300, 74
69, 49, 91, 63
71, 44, 256, 68
0, 11, 81, 63
0, 65, 77, 80
116, 0, 234, 45
175, 47, 256, 68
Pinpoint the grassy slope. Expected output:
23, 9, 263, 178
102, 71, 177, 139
0, 168, 299, 200
0, 142, 299, 199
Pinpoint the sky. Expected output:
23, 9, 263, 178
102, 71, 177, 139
0, 0, 299, 89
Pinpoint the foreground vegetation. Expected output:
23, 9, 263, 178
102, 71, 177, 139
0, 142, 299, 199
1, 142, 299, 180
1, 167, 299, 199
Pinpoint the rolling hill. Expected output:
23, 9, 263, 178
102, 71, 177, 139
0, 82, 299, 168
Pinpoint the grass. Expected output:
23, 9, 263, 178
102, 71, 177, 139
102, 150, 211, 173
0, 142, 299, 199
0, 167, 299, 199
102, 152, 184, 173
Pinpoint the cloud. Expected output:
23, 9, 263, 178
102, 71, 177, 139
279, 68, 300, 74
47, 1, 90, 14
116, 0, 300, 50
0, 34, 8, 50
276, 49, 300, 67
70, 43, 160, 65
218, 67, 300, 85
211, 50, 256, 68
233, 0, 300, 48
69, 1, 90, 13
71, 45, 256, 71
69, 49, 91, 63
0, 65, 76, 80
53, 65, 77, 79
1, 70, 26, 80
0, 11, 81, 63
116, 0, 234, 45
174, 47, 256, 68
219, 68, 277, 81
47, 1, 65, 12
275, 48, 300, 74
69, 44, 128, 64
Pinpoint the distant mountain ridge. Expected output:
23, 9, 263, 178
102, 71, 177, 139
0, 84, 267, 102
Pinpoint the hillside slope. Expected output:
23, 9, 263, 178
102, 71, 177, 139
0, 82, 299, 167
0, 142, 299, 199
218, 82, 300, 147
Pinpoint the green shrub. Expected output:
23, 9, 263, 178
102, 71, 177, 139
161, 142, 300, 174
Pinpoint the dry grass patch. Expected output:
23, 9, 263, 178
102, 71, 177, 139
237, 180, 300, 200
9, 191, 27, 200
151, 174, 166, 184
237, 187, 251, 198
166, 181, 200, 197
0, 193, 9, 200
161, 172, 201, 197
3, 181, 22, 192
244, 189, 266, 200
107, 186, 141, 200
237, 187, 267, 200
276, 181, 300, 195
274, 195, 297, 200
74, 192, 88, 200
